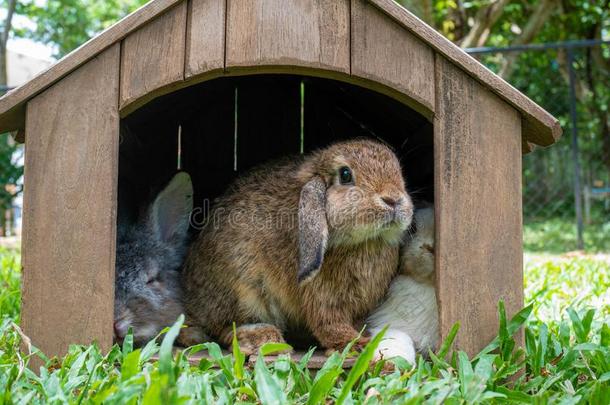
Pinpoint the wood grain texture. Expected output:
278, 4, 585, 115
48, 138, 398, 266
120, 1, 187, 113
185, 0, 225, 79
0, 0, 182, 134
351, 0, 435, 112
21, 45, 120, 359
367, 0, 561, 146
434, 56, 523, 356
226, 0, 349, 73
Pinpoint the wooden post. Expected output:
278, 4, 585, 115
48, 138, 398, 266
434, 56, 523, 356
21, 45, 121, 362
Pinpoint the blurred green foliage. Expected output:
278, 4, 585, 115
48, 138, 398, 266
15, 0, 149, 58
397, 0, 609, 46
0, 247, 19, 321
400, 1, 610, 225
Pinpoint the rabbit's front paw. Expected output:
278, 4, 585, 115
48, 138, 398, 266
318, 323, 370, 355
324, 335, 370, 356
221, 323, 287, 356
177, 325, 208, 347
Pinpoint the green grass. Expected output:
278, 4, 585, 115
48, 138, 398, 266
1, 247, 609, 403
524, 217, 610, 253
0, 248, 20, 323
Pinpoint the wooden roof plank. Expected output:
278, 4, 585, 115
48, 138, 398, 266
367, 0, 562, 146
120, 1, 187, 113
0, 0, 183, 134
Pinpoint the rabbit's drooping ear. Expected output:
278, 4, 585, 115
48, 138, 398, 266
149, 172, 193, 244
298, 176, 328, 283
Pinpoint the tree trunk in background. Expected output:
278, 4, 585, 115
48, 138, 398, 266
1, 0, 17, 86
398, 0, 434, 26
460, 0, 510, 48
600, 116, 610, 180
498, 0, 557, 78
0, 209, 5, 237
450, 0, 468, 43
556, 49, 591, 101
420, 0, 433, 27
0, 42, 6, 87
0, 0, 17, 236
592, 58, 610, 178
5, 208, 12, 237
591, 24, 610, 178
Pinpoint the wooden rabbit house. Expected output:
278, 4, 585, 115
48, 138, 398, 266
0, 0, 561, 360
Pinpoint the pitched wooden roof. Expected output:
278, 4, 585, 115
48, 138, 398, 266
0, 0, 561, 147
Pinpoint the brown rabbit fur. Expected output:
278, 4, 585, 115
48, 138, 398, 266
183, 139, 413, 354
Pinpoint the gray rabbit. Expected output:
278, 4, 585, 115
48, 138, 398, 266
114, 172, 194, 346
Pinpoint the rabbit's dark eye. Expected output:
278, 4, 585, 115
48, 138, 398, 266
146, 275, 160, 285
339, 166, 353, 185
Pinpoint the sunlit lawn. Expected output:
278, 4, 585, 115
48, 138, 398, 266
524, 216, 610, 254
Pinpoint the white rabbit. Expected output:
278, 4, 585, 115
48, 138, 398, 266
366, 206, 438, 364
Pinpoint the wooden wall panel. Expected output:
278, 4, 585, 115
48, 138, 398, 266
226, 0, 349, 73
434, 56, 523, 356
185, 0, 225, 79
351, 0, 435, 112
120, 2, 187, 113
22, 45, 120, 359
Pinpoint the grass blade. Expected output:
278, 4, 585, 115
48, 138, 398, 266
259, 342, 293, 356
254, 355, 286, 405
336, 326, 387, 404
159, 314, 184, 383
231, 324, 245, 381
437, 323, 460, 359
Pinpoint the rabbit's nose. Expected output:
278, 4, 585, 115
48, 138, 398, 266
114, 320, 127, 339
381, 196, 399, 208
113, 321, 121, 338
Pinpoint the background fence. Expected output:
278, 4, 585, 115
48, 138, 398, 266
468, 40, 610, 253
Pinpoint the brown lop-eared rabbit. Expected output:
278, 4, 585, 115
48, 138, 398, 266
182, 139, 414, 354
